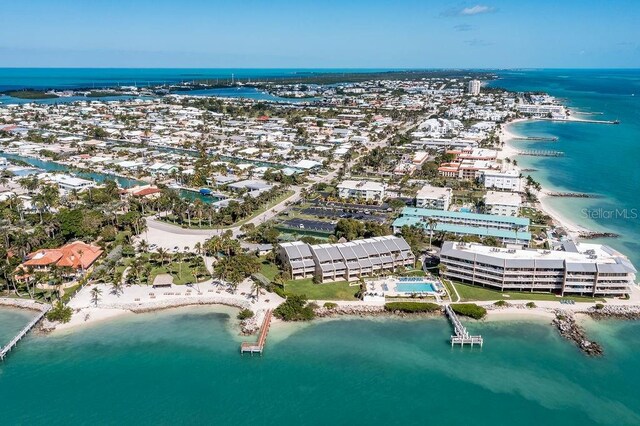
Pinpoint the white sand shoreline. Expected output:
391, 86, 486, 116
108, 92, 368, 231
500, 117, 593, 238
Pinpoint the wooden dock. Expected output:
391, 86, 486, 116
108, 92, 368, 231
0, 305, 50, 361
240, 309, 273, 356
445, 305, 483, 347
517, 150, 564, 157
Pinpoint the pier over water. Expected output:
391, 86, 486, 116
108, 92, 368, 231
240, 309, 273, 356
445, 305, 483, 347
0, 305, 50, 361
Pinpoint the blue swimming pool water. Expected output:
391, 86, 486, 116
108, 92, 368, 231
395, 283, 436, 293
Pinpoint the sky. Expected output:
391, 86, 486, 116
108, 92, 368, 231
1, 0, 639, 68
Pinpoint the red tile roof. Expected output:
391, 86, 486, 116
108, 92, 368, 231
132, 187, 162, 197
22, 241, 103, 270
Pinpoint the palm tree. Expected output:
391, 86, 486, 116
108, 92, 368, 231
156, 247, 168, 267
251, 280, 262, 302
427, 218, 437, 250
111, 274, 124, 297
138, 239, 149, 254
90, 287, 102, 306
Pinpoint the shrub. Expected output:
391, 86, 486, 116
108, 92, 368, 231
323, 302, 338, 309
384, 302, 441, 313
237, 309, 254, 320
526, 302, 537, 308
494, 300, 508, 307
451, 303, 487, 320
46, 302, 73, 323
270, 284, 286, 298
594, 303, 605, 310
274, 295, 316, 321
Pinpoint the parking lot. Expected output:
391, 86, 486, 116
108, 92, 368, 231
281, 218, 336, 233
301, 207, 388, 223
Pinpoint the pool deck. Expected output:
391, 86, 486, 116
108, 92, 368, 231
362, 276, 446, 301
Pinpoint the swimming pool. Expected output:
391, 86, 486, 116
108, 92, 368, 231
395, 282, 437, 293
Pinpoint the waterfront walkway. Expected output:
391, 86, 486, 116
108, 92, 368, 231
241, 309, 273, 355
0, 305, 50, 361
445, 305, 483, 347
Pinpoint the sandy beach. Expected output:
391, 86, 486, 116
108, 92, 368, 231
500, 118, 593, 238
53, 278, 286, 332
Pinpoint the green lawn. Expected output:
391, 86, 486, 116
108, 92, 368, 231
259, 259, 280, 281
284, 278, 359, 300
451, 281, 605, 302
146, 257, 209, 286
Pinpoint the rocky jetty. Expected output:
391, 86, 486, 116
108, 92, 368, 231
240, 314, 261, 335
546, 191, 601, 198
552, 311, 603, 356
587, 305, 640, 320
577, 231, 619, 239
315, 305, 386, 318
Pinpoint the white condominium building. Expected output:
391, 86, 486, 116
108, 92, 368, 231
517, 104, 566, 117
337, 180, 386, 203
440, 241, 636, 296
484, 191, 521, 216
415, 184, 452, 210
279, 236, 415, 283
47, 174, 96, 192
481, 168, 523, 192
468, 80, 481, 96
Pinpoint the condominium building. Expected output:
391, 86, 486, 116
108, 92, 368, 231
415, 184, 452, 210
484, 191, 521, 216
279, 236, 415, 282
468, 80, 481, 96
481, 168, 523, 192
438, 160, 500, 180
337, 180, 386, 203
517, 104, 566, 117
392, 207, 531, 245
440, 241, 636, 296
411, 138, 478, 151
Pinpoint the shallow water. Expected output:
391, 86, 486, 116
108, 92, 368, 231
1, 307, 639, 425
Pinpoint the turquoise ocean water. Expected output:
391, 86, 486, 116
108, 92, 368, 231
1, 69, 640, 425
1, 307, 640, 425
489, 69, 640, 268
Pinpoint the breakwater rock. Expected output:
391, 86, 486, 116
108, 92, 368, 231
588, 305, 640, 320
315, 305, 386, 318
578, 231, 619, 239
546, 192, 601, 198
0, 297, 49, 312
552, 311, 603, 356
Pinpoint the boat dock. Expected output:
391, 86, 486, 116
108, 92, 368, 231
240, 309, 273, 355
512, 136, 558, 142
517, 150, 564, 157
445, 305, 483, 347
0, 305, 50, 361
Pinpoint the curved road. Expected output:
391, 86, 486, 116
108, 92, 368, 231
140, 186, 302, 250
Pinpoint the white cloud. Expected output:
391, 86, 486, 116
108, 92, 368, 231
460, 5, 495, 16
